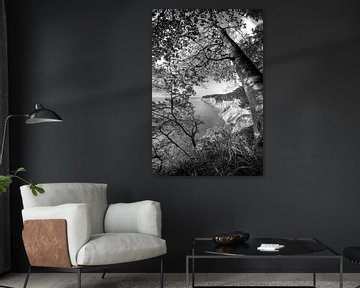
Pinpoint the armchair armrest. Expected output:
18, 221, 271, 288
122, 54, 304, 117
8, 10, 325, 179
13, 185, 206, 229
104, 200, 162, 237
22, 203, 91, 266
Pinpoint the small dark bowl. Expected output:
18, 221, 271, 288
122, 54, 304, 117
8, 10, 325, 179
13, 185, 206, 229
233, 230, 250, 242
212, 234, 237, 245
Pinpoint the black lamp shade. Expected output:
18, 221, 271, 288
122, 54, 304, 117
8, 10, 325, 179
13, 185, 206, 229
25, 104, 63, 124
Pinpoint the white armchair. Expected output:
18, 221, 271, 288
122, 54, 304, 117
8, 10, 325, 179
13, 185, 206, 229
20, 183, 166, 288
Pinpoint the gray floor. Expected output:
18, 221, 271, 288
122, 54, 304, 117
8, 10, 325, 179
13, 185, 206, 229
0, 273, 359, 288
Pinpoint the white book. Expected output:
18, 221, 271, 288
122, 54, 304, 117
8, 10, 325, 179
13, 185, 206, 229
257, 243, 285, 251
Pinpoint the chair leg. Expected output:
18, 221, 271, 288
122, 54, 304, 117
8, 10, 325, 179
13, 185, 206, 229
77, 269, 81, 288
101, 270, 107, 279
23, 266, 31, 288
160, 257, 164, 288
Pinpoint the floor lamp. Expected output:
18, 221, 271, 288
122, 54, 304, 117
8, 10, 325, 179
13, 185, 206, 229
0, 103, 62, 288
0, 103, 63, 168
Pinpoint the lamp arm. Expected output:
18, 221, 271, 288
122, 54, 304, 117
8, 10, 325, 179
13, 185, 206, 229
0, 114, 28, 169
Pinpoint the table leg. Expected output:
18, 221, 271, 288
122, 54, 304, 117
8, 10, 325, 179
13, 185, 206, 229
186, 257, 189, 288
313, 254, 316, 287
192, 257, 195, 288
339, 257, 343, 288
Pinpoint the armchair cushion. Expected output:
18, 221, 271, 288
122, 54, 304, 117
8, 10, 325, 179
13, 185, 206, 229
76, 233, 167, 266
21, 183, 108, 234
104, 201, 162, 237
22, 203, 91, 266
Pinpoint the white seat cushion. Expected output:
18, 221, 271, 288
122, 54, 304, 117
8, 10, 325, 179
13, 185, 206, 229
76, 233, 167, 266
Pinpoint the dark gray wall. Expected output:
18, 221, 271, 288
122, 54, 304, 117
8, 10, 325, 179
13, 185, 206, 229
5, 0, 360, 273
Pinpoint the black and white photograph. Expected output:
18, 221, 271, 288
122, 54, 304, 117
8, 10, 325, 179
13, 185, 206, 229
152, 9, 264, 176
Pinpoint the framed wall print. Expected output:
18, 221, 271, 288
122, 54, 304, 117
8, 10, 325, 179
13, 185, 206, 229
152, 9, 263, 176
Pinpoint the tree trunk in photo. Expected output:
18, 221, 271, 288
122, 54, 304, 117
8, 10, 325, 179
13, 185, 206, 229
220, 28, 263, 139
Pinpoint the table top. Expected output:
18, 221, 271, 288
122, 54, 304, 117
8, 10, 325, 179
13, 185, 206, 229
190, 237, 340, 258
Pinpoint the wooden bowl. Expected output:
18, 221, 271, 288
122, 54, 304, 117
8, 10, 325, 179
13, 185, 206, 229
212, 234, 237, 245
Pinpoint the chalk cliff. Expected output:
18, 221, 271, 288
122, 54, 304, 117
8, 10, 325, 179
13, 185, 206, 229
202, 87, 253, 133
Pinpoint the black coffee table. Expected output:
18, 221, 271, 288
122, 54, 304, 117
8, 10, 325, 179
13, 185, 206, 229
186, 237, 343, 288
